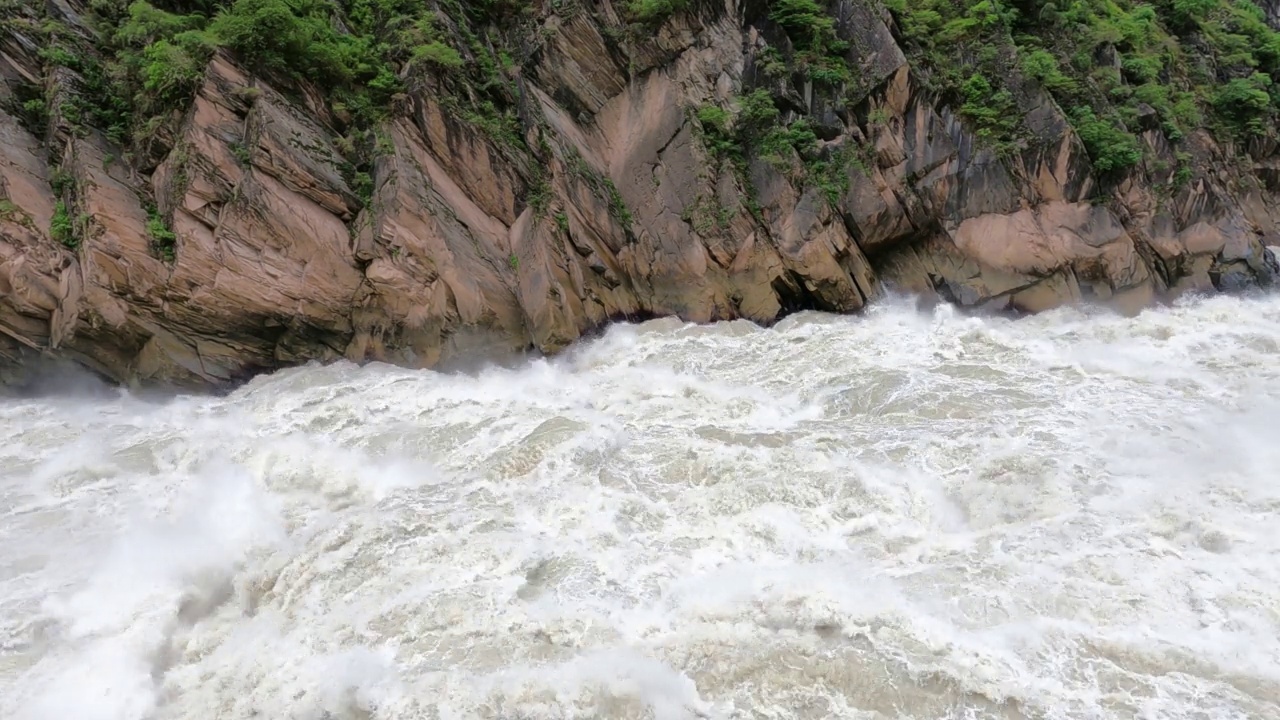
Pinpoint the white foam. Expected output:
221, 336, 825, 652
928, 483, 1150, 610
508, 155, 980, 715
3, 293, 1280, 719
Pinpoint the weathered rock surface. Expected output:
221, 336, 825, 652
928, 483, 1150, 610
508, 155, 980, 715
1, 0, 1278, 388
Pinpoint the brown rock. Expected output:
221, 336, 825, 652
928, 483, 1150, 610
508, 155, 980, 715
1, 2, 1277, 388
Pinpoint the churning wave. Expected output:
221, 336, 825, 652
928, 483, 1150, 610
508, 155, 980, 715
2, 293, 1279, 719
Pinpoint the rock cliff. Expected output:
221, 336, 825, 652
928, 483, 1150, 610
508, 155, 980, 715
1, 0, 1278, 388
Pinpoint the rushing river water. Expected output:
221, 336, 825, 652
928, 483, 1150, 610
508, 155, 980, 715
2, 294, 1279, 720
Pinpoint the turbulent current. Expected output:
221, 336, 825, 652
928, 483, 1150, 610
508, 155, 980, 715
2, 294, 1280, 720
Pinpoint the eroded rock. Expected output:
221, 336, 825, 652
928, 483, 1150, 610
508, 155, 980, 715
1, 1, 1277, 388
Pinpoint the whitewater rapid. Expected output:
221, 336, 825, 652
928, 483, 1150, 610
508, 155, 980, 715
2, 294, 1279, 720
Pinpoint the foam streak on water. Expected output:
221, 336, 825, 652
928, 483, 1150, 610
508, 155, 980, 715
2, 294, 1280, 720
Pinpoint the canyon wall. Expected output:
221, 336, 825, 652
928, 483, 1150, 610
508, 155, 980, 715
1, 0, 1277, 387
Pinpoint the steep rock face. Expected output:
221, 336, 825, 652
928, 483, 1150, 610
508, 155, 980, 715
1, 0, 1277, 388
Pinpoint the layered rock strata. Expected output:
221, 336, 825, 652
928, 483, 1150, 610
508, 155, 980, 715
1, 0, 1277, 388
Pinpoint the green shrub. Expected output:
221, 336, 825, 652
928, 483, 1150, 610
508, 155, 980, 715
146, 206, 177, 261
807, 143, 857, 206
736, 90, 780, 136
1171, 92, 1202, 128
50, 201, 77, 249
21, 98, 46, 128
139, 38, 208, 106
757, 47, 789, 77
1169, 0, 1216, 30
1212, 73, 1274, 137
957, 74, 1019, 147
50, 168, 72, 196
806, 58, 851, 86
881, 0, 1280, 181
1021, 49, 1077, 93
696, 104, 738, 158
735, 90, 815, 168
1070, 106, 1142, 177
208, 0, 381, 89
38, 46, 81, 70
115, 1, 207, 45
883, 0, 1025, 149
1120, 54, 1162, 84
626, 0, 686, 24
697, 105, 731, 133
767, 0, 851, 85
603, 178, 632, 226
351, 171, 373, 204
0, 200, 21, 222
769, 0, 836, 50
411, 41, 463, 69
229, 141, 251, 164
1172, 152, 1194, 188
1132, 82, 1169, 112
526, 174, 551, 216
757, 119, 818, 168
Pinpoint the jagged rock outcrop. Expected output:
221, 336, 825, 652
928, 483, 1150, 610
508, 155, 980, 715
1, 0, 1278, 388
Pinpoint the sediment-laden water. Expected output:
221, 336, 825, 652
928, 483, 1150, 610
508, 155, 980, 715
2, 294, 1279, 719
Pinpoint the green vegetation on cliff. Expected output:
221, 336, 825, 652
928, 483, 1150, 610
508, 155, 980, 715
7, 0, 1278, 233
685, 0, 1278, 201
769, 0, 855, 85
18, 0, 532, 162
627, 0, 689, 24
49, 201, 77, 249
883, 0, 1280, 173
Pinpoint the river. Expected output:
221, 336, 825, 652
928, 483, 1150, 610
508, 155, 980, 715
2, 294, 1278, 719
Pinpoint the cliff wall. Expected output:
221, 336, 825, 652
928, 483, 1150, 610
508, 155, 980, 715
1, 0, 1278, 387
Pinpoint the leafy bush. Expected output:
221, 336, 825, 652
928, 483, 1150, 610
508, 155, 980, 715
146, 206, 177, 261
757, 47, 789, 77
115, 1, 206, 45
39, 46, 82, 70
882, 0, 1026, 149
697, 105, 731, 133
1021, 49, 1077, 93
958, 74, 1019, 148
626, 0, 687, 24
1212, 73, 1275, 137
769, 0, 837, 50
880, 0, 1280, 176
21, 98, 47, 129
1070, 106, 1142, 177
767, 0, 851, 85
696, 105, 738, 157
736, 90, 781, 137
1169, 0, 1217, 30
50, 201, 77, 249
1172, 152, 1193, 188
757, 119, 819, 168
208, 0, 373, 86
411, 41, 463, 69
807, 143, 858, 206
734, 89, 807, 168
1120, 54, 1162, 84
1171, 92, 1202, 128
139, 38, 209, 106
